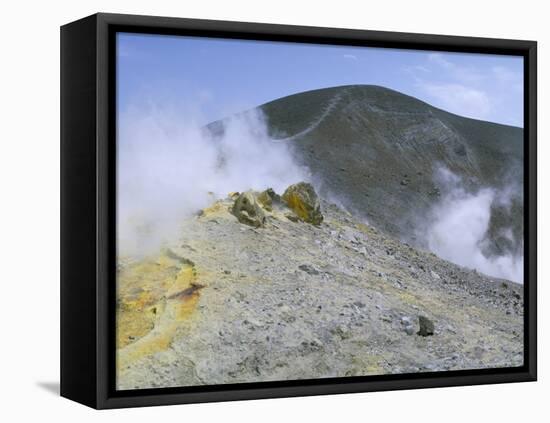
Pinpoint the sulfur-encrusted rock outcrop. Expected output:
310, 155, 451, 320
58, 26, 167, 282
256, 188, 279, 212
231, 191, 266, 227
282, 182, 323, 225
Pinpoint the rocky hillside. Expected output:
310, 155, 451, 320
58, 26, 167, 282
116, 184, 523, 390
208, 85, 524, 258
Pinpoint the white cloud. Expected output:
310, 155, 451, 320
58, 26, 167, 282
407, 49, 522, 125
492, 66, 523, 92
418, 82, 491, 119
428, 53, 454, 69
403, 53, 521, 122
403, 65, 431, 77
429, 53, 485, 83
343, 54, 358, 60
412, 65, 431, 73
492, 65, 519, 82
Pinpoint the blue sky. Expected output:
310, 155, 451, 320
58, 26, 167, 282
117, 33, 524, 127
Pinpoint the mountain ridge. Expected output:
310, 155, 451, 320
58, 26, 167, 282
207, 85, 524, 264
261, 84, 523, 129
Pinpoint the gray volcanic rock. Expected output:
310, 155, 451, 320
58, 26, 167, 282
418, 315, 435, 337
116, 188, 524, 390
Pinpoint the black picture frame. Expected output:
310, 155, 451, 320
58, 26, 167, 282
60, 12, 537, 409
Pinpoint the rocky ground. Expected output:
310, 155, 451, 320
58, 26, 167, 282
116, 183, 524, 390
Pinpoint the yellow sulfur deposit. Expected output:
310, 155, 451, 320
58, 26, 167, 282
282, 182, 323, 225
116, 251, 204, 372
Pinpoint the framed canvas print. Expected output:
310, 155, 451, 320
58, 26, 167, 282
60, 13, 537, 409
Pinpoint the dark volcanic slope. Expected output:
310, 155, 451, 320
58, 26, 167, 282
260, 85, 524, 256
206, 85, 523, 257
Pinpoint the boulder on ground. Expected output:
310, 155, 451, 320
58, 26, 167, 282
257, 188, 279, 212
282, 182, 323, 225
231, 191, 266, 228
417, 315, 435, 336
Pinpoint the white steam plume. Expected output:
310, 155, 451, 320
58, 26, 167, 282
117, 106, 307, 257
423, 167, 524, 283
